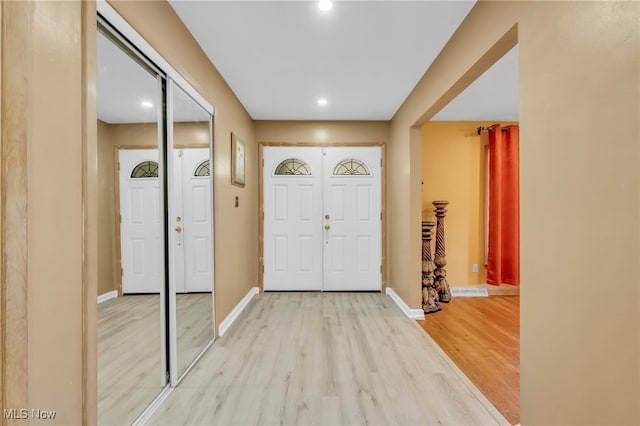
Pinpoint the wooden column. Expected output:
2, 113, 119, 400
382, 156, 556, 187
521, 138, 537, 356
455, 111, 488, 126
422, 221, 441, 313
433, 200, 451, 303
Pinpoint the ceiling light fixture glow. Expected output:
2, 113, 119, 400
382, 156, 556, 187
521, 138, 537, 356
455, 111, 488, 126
317, 98, 328, 106
318, 0, 332, 12
141, 101, 154, 108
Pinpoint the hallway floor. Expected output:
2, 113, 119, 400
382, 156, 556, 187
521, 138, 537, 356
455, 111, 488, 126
418, 296, 520, 425
149, 292, 508, 425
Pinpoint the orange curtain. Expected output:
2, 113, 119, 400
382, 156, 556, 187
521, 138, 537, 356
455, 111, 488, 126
487, 124, 520, 285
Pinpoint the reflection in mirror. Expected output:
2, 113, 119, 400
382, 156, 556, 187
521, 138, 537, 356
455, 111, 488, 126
97, 26, 166, 425
169, 82, 214, 381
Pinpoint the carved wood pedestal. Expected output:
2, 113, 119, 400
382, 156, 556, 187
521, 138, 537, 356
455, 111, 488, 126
422, 221, 441, 314
433, 200, 452, 303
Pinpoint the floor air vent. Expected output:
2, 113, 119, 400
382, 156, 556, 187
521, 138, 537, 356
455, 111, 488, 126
450, 288, 489, 297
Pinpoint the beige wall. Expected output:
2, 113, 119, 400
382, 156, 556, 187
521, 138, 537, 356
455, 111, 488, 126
255, 120, 389, 144
421, 121, 518, 287
391, 1, 639, 424
108, 1, 258, 332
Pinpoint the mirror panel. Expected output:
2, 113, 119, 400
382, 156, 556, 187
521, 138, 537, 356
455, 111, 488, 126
169, 81, 215, 381
97, 27, 167, 425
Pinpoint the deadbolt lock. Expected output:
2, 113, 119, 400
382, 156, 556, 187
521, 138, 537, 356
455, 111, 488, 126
325, 214, 330, 220
176, 216, 182, 222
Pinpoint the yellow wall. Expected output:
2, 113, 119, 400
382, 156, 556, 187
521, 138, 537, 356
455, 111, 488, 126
390, 1, 639, 424
108, 1, 258, 333
421, 121, 517, 287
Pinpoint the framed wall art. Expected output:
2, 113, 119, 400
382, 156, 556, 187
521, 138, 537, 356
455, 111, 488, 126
231, 133, 246, 187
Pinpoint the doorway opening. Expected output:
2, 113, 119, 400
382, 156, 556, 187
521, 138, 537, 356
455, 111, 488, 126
417, 44, 520, 425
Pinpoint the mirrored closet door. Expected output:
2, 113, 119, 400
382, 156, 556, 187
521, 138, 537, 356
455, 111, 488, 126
167, 81, 215, 384
96, 8, 217, 424
96, 23, 168, 425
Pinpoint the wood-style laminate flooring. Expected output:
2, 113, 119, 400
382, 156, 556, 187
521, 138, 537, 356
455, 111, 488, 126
418, 296, 519, 425
149, 292, 508, 425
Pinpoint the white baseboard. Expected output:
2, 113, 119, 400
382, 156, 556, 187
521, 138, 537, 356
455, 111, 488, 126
218, 287, 259, 337
97, 290, 118, 304
386, 287, 425, 320
450, 287, 489, 297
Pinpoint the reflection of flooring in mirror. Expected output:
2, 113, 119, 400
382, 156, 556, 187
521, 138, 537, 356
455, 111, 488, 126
98, 295, 162, 426
175, 293, 214, 377
148, 293, 508, 425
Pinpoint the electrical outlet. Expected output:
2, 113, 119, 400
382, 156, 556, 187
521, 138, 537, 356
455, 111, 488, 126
472, 263, 478, 273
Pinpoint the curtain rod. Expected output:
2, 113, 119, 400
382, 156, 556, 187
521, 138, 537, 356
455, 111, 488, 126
476, 125, 513, 135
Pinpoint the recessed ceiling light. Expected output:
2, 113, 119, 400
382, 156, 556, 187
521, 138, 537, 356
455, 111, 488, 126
318, 0, 332, 12
141, 101, 153, 108
317, 98, 328, 106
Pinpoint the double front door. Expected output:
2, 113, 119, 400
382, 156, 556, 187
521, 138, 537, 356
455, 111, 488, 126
263, 146, 382, 291
119, 148, 212, 293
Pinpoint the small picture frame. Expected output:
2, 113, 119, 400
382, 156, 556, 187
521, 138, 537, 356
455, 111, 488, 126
231, 133, 246, 187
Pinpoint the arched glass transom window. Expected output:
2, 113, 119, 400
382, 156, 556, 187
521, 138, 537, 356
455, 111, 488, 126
333, 158, 370, 176
131, 161, 159, 178
194, 160, 210, 177
274, 158, 312, 175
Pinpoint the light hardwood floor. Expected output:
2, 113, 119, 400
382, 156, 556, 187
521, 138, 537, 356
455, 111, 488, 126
418, 296, 520, 425
148, 292, 508, 425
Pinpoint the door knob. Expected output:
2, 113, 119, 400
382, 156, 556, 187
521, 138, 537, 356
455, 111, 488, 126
175, 226, 183, 232
324, 224, 330, 230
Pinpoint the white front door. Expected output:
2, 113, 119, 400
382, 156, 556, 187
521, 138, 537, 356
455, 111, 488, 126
323, 147, 382, 291
263, 147, 324, 291
263, 146, 382, 291
119, 149, 162, 293
172, 148, 213, 293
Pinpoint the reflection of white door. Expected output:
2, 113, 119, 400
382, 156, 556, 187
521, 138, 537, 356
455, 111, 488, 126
263, 146, 381, 291
119, 148, 213, 294
173, 148, 212, 293
119, 149, 162, 294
